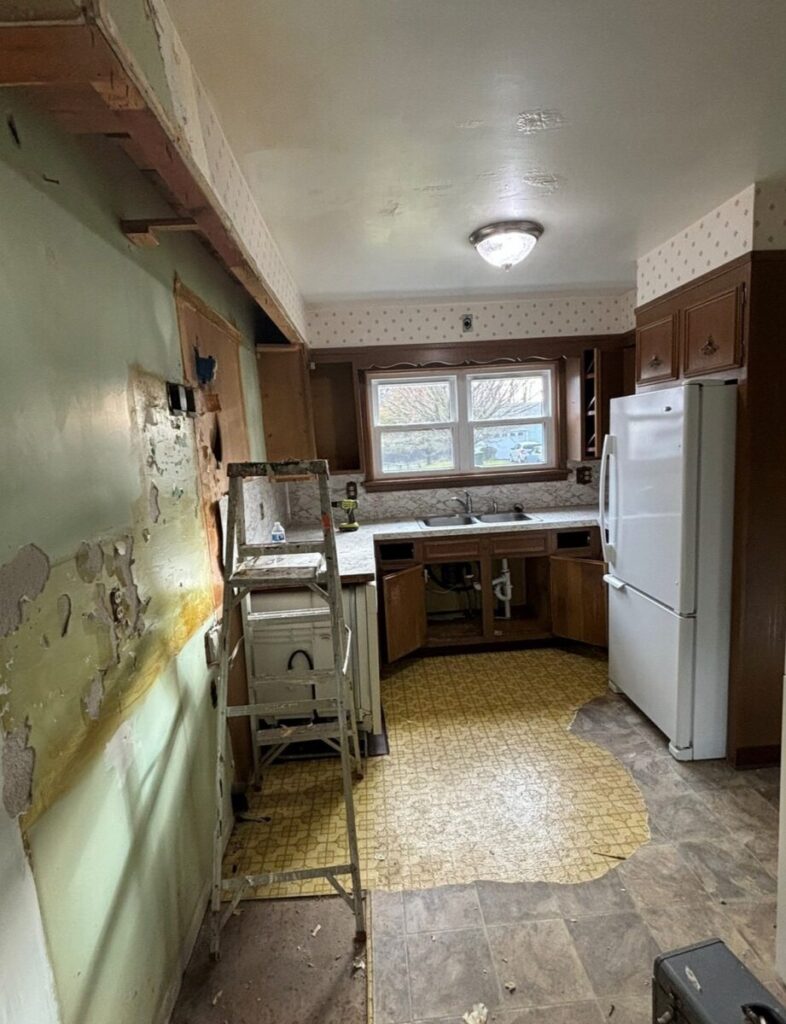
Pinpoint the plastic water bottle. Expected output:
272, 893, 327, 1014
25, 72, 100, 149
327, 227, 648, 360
271, 521, 286, 543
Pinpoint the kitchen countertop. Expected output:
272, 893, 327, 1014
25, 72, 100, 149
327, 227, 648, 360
288, 506, 600, 585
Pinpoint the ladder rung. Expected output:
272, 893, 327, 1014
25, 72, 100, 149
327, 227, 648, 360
240, 541, 326, 557
253, 669, 337, 687
230, 554, 324, 585
247, 607, 330, 625
228, 460, 329, 479
246, 697, 340, 717
222, 863, 353, 891
256, 721, 345, 745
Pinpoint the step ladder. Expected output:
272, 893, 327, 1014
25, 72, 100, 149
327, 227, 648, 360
209, 459, 366, 959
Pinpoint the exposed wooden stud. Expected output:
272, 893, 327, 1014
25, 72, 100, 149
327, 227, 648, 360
120, 217, 199, 247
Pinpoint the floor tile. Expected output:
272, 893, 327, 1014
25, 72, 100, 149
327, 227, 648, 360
372, 890, 405, 937
372, 930, 412, 1024
497, 1001, 605, 1024
638, 900, 759, 968
567, 912, 659, 998
407, 928, 499, 1020
595, 993, 650, 1024
404, 884, 482, 933
677, 836, 777, 901
618, 842, 709, 907
645, 789, 733, 842
699, 787, 779, 844
486, 919, 594, 1007
476, 880, 561, 925
679, 758, 750, 792
723, 900, 778, 966
554, 872, 635, 918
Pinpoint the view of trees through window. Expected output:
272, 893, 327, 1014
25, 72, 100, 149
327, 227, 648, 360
370, 368, 554, 477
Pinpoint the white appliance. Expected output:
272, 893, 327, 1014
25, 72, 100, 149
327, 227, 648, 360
599, 381, 737, 760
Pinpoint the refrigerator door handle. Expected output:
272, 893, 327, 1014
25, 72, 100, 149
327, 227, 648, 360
599, 434, 616, 563
603, 573, 626, 591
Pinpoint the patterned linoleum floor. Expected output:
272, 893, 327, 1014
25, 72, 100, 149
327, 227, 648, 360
224, 649, 650, 897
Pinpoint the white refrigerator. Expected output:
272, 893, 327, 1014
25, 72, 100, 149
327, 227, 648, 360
600, 381, 737, 761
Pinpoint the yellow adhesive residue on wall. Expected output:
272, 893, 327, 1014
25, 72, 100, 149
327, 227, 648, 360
225, 648, 650, 896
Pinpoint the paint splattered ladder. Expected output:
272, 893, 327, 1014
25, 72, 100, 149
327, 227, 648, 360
209, 460, 366, 959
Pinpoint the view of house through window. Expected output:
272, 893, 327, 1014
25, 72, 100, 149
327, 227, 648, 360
368, 365, 557, 479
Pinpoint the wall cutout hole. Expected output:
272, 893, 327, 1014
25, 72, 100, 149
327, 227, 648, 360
462, 314, 474, 333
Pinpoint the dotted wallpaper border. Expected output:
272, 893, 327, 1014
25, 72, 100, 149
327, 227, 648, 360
307, 291, 636, 348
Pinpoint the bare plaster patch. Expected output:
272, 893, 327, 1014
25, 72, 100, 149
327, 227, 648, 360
0, 544, 50, 639
83, 672, 104, 721
75, 541, 104, 583
2, 719, 35, 817
148, 482, 161, 524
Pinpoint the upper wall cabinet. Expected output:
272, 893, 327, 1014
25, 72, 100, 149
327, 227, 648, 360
682, 284, 745, 377
635, 263, 748, 387
256, 343, 316, 462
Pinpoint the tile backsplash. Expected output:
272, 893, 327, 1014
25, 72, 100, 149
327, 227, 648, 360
286, 463, 599, 525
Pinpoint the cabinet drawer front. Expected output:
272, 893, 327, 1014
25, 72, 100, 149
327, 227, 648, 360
636, 315, 678, 384
491, 532, 549, 557
422, 537, 482, 562
683, 285, 743, 376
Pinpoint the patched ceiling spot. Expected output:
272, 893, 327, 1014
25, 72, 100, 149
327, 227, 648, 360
520, 171, 562, 194
515, 109, 566, 134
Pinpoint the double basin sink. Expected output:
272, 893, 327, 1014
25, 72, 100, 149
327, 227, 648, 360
421, 511, 535, 528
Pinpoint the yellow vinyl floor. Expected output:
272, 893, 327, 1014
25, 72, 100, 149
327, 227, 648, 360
223, 649, 650, 897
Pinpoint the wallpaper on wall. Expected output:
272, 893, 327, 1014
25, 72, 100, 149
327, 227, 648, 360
286, 465, 600, 526
139, 0, 308, 339
636, 185, 756, 305
307, 292, 636, 348
753, 179, 786, 249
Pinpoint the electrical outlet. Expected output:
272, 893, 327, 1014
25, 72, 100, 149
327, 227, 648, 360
576, 465, 593, 485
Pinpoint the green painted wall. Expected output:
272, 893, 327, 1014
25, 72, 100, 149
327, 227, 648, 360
0, 94, 264, 1024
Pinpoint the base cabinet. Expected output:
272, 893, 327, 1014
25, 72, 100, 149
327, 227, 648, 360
378, 528, 607, 662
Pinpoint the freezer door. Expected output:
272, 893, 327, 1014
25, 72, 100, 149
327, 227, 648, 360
608, 385, 699, 614
607, 579, 695, 754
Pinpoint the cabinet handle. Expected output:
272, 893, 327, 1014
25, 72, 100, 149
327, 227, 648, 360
648, 354, 662, 368
701, 335, 718, 356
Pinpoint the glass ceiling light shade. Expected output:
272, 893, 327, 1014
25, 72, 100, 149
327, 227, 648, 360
469, 220, 544, 270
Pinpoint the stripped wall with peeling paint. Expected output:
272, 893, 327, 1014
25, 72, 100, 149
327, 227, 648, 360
0, 95, 267, 1024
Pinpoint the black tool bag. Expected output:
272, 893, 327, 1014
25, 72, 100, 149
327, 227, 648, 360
654, 940, 786, 1024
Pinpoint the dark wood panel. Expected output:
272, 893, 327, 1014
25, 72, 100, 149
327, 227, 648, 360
636, 315, 678, 384
256, 344, 316, 462
549, 556, 608, 647
683, 285, 744, 377
383, 565, 426, 663
490, 532, 550, 557
422, 537, 483, 562
310, 361, 361, 472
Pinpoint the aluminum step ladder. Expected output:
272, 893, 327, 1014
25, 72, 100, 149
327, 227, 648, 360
209, 459, 365, 959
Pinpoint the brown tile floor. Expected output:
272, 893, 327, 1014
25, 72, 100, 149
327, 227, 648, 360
371, 692, 783, 1024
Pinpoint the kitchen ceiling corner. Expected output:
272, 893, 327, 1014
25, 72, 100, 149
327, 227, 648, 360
167, 0, 786, 302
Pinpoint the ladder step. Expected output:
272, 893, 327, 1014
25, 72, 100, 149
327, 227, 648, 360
253, 669, 338, 687
256, 721, 345, 745
240, 541, 326, 557
230, 553, 324, 585
247, 607, 330, 625
226, 697, 340, 718
222, 863, 353, 891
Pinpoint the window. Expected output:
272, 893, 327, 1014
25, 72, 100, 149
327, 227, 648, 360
366, 364, 559, 482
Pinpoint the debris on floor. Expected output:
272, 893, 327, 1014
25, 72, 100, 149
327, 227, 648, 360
311, 924, 322, 937
504, 981, 517, 993
462, 1003, 489, 1024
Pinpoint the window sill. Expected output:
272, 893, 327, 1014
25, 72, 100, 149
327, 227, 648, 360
363, 468, 569, 492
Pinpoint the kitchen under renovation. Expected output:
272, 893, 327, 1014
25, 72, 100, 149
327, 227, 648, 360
3, 4, 786, 1024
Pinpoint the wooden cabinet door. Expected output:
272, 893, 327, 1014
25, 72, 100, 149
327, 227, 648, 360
636, 315, 678, 384
382, 565, 426, 662
683, 284, 744, 377
256, 343, 316, 461
549, 555, 607, 647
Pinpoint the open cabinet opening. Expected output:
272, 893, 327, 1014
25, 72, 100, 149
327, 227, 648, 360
489, 555, 552, 640
424, 560, 484, 643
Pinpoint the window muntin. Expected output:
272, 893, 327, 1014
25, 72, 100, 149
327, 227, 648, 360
368, 366, 556, 479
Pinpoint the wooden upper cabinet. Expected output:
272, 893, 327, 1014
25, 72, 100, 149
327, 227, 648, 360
382, 565, 426, 662
682, 284, 744, 377
549, 555, 608, 647
256, 343, 316, 462
635, 315, 678, 384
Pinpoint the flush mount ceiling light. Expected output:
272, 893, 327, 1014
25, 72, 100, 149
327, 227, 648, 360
469, 220, 544, 270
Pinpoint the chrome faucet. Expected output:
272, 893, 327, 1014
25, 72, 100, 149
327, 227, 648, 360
491, 499, 499, 514
450, 490, 473, 515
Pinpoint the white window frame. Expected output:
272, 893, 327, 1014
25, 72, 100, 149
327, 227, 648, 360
367, 364, 558, 480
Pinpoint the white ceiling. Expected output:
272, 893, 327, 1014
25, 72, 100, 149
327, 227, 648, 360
167, 0, 786, 303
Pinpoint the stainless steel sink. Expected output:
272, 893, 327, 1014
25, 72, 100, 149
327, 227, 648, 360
421, 514, 476, 527
475, 512, 533, 523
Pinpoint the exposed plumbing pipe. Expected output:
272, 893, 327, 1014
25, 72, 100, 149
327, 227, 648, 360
472, 558, 513, 618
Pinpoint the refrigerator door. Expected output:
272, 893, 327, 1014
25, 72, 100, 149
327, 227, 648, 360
607, 577, 695, 754
608, 385, 700, 614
